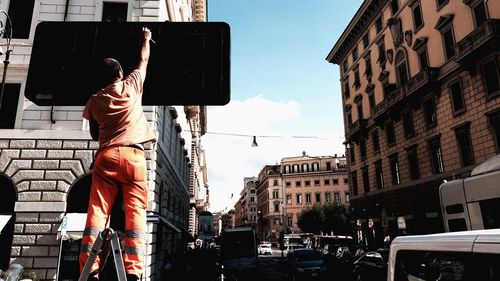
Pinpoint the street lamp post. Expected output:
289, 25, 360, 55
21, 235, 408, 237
0, 10, 13, 112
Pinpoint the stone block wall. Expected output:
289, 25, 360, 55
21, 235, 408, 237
0, 128, 189, 281
0, 131, 94, 280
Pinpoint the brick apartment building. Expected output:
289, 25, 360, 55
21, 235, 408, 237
327, 0, 500, 248
254, 153, 349, 243
0, 1, 208, 281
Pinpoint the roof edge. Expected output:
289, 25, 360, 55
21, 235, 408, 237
326, 0, 384, 64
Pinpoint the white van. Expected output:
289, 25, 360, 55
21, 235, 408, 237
388, 229, 500, 281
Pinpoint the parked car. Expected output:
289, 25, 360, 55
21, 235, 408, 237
352, 248, 389, 281
285, 243, 306, 257
288, 248, 325, 280
258, 243, 273, 255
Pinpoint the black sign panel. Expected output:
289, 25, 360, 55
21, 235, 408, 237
25, 21, 230, 106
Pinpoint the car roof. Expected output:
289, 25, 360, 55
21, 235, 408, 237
294, 248, 316, 253
391, 229, 500, 252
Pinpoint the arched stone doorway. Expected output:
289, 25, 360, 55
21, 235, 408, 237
59, 174, 93, 281
0, 173, 16, 270
60, 174, 126, 281
67, 174, 92, 213
67, 174, 125, 229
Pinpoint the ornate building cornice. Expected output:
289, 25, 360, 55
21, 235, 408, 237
326, 0, 387, 64
193, 0, 207, 22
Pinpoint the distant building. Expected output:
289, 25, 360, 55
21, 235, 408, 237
234, 198, 242, 228
256, 164, 282, 241
248, 153, 349, 243
212, 212, 222, 236
221, 209, 236, 231
281, 153, 349, 234
327, 0, 500, 248
234, 177, 258, 227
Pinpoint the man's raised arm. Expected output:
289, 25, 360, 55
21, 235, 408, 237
137, 27, 151, 81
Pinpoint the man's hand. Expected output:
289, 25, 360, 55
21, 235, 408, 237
142, 27, 152, 42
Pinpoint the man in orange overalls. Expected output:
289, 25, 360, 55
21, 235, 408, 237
80, 27, 155, 281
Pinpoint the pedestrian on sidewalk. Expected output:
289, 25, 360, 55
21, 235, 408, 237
79, 27, 155, 281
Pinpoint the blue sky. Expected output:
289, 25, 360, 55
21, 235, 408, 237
204, 0, 363, 212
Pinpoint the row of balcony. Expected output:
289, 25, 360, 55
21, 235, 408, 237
455, 19, 500, 67
348, 67, 439, 138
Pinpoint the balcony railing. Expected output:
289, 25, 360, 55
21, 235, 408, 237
386, 86, 406, 108
348, 119, 367, 137
371, 86, 406, 124
455, 19, 500, 63
406, 67, 439, 97
373, 99, 387, 117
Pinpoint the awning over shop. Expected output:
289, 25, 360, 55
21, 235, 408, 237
0, 214, 12, 234
57, 213, 88, 241
146, 212, 193, 241
56, 212, 195, 242
147, 212, 181, 233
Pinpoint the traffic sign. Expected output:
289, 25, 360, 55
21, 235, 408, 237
146, 214, 160, 224
61, 215, 68, 236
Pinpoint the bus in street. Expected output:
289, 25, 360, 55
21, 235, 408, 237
220, 226, 258, 273
440, 154, 500, 232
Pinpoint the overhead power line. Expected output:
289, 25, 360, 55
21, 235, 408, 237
183, 130, 345, 141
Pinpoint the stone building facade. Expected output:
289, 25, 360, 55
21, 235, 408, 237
0, 0, 208, 281
249, 154, 349, 244
184, 106, 209, 240
327, 0, 500, 248
281, 154, 349, 234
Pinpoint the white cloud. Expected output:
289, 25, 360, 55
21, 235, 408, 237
207, 95, 300, 134
204, 96, 345, 213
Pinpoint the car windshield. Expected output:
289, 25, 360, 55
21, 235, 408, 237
294, 250, 322, 261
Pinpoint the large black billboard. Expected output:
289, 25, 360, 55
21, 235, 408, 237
25, 21, 230, 106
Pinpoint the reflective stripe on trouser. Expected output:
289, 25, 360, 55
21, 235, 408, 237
79, 146, 148, 277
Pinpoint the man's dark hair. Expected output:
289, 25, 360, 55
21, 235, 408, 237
95, 58, 122, 89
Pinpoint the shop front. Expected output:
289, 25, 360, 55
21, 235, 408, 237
350, 180, 444, 249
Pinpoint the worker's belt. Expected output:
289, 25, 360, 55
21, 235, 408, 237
125, 143, 145, 151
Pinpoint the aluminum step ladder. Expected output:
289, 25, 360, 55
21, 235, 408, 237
78, 228, 127, 281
